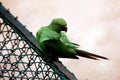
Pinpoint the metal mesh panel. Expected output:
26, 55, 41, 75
0, 15, 63, 80
0, 3, 70, 80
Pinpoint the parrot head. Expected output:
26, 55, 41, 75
50, 18, 67, 33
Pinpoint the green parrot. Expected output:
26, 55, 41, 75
36, 18, 108, 61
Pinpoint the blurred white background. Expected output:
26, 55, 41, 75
1, 0, 120, 80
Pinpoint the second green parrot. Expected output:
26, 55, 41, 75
36, 18, 108, 61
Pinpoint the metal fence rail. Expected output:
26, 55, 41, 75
0, 2, 77, 80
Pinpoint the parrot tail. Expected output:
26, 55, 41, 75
75, 49, 108, 60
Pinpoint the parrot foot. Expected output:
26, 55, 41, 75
43, 56, 59, 62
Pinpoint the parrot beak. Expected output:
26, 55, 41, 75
63, 26, 67, 32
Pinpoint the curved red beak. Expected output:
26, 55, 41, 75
63, 26, 67, 32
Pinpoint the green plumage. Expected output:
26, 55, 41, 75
36, 18, 108, 61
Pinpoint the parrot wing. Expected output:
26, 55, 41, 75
61, 31, 79, 49
42, 39, 79, 59
36, 26, 60, 44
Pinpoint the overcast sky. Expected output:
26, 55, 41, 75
1, 0, 120, 80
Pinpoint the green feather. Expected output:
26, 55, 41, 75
36, 18, 108, 60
